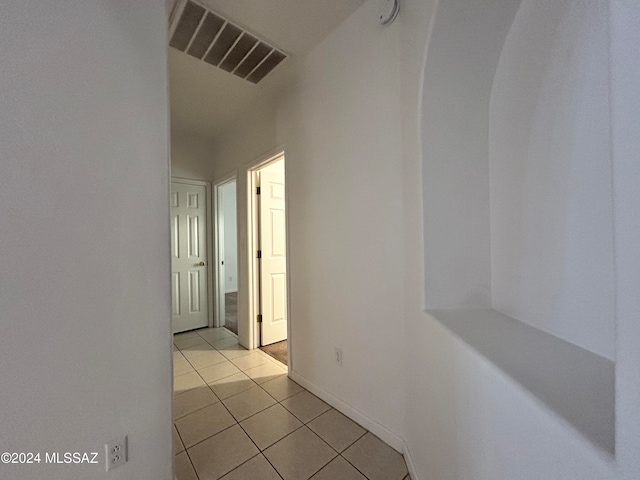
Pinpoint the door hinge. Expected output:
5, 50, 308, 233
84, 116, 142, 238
257, 250, 262, 259
256, 186, 261, 195
257, 314, 263, 323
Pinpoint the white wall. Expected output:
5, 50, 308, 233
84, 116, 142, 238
421, 0, 521, 309
207, 98, 279, 347
405, 1, 639, 480
171, 129, 216, 180
189, 0, 640, 478
609, 1, 640, 477
280, 0, 406, 438
490, 0, 614, 359
0, 1, 172, 479
221, 180, 238, 293
211, 0, 406, 442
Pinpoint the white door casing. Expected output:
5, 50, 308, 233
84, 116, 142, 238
171, 182, 209, 333
259, 159, 288, 345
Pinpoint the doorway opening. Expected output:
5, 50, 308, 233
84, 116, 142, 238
214, 176, 238, 335
248, 153, 289, 366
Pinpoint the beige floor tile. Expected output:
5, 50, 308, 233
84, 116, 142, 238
222, 385, 277, 422
311, 456, 367, 480
181, 342, 216, 361
175, 402, 236, 449
231, 350, 271, 371
174, 330, 202, 341
308, 409, 366, 452
174, 335, 208, 350
186, 349, 227, 370
174, 425, 185, 455
281, 390, 331, 424
173, 352, 195, 377
263, 426, 337, 480
343, 433, 408, 480
173, 385, 219, 420
267, 356, 288, 369
240, 404, 303, 450
244, 361, 287, 384
260, 375, 304, 402
211, 336, 239, 350
174, 371, 206, 395
198, 360, 242, 384
189, 425, 259, 480
198, 327, 232, 342
218, 344, 253, 360
219, 454, 281, 480
209, 372, 256, 400
175, 451, 198, 480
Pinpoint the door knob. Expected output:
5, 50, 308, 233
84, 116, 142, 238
199, 261, 206, 266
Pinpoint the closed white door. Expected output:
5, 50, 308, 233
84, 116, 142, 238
259, 159, 288, 345
171, 182, 209, 333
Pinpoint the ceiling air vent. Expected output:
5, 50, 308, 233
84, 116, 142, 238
169, 0, 288, 84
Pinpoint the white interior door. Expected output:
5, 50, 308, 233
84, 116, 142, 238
259, 159, 288, 346
171, 182, 209, 333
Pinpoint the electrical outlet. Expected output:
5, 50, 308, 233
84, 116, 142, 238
105, 436, 128, 472
334, 348, 343, 367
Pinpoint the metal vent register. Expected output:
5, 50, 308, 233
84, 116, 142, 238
169, 1, 287, 84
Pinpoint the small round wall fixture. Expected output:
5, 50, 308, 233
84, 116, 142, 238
379, 0, 400, 25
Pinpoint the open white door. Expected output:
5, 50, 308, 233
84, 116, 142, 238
171, 181, 209, 333
259, 159, 288, 345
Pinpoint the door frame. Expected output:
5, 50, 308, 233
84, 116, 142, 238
212, 172, 239, 330
246, 150, 291, 365
170, 177, 214, 329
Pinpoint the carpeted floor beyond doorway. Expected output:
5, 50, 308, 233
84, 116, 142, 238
260, 340, 288, 366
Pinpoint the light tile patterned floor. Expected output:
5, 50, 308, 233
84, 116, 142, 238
173, 327, 410, 480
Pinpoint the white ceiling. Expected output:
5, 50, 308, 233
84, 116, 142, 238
169, 0, 366, 140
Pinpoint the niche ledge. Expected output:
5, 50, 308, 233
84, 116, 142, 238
428, 308, 615, 454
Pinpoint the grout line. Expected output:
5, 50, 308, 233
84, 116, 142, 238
181, 422, 238, 461
338, 429, 368, 454
217, 452, 284, 480
173, 368, 196, 379
173, 396, 220, 422
260, 424, 306, 452
233, 405, 302, 474
173, 330, 403, 480
174, 425, 201, 480
174, 354, 396, 479
339, 452, 373, 480
182, 350, 228, 368
183, 450, 201, 480
309, 459, 335, 480
279, 391, 331, 425
173, 424, 186, 456
305, 423, 340, 456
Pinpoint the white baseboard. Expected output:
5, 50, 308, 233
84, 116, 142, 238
288, 369, 405, 454
402, 440, 419, 480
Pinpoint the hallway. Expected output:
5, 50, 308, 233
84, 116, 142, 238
173, 328, 409, 479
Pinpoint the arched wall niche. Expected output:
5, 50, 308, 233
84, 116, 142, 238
421, 0, 615, 454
